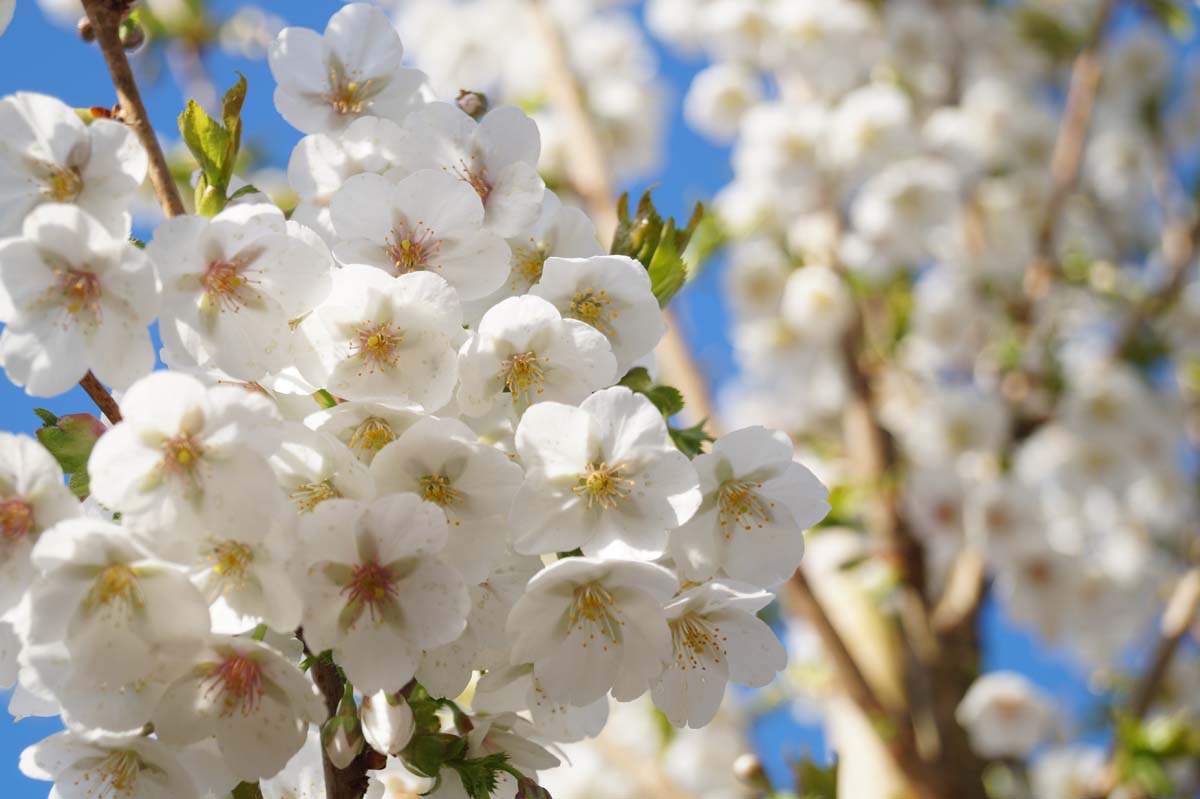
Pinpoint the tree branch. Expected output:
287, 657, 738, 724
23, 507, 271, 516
1022, 0, 1116, 303
80, 0, 186, 219
1128, 567, 1200, 721
526, 0, 717, 429
79, 371, 122, 424
299, 633, 372, 799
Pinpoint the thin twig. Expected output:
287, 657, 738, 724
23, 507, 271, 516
80, 0, 186, 219
1022, 0, 1117, 303
1128, 567, 1200, 720
526, 0, 717, 428
79, 371, 122, 424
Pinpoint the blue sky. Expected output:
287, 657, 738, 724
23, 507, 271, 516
0, 1, 1103, 794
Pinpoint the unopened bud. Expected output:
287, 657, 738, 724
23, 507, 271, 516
119, 18, 146, 51
321, 692, 364, 769
456, 90, 489, 121
77, 17, 96, 42
360, 691, 415, 756
733, 753, 768, 789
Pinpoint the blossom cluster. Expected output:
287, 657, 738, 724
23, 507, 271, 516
651, 0, 1200, 794
0, 4, 828, 797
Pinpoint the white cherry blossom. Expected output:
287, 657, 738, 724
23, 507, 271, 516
670, 426, 829, 586
147, 203, 333, 381
530, 254, 666, 373
0, 92, 147, 235
329, 169, 510, 300
0, 432, 79, 615
20, 731, 201, 799
506, 556, 678, 705
297, 493, 470, 692
393, 102, 545, 237
456, 294, 616, 417
510, 386, 701, 559
298, 264, 462, 408
0, 204, 158, 396
153, 635, 326, 782
269, 3, 427, 134
369, 414, 522, 583
651, 580, 784, 729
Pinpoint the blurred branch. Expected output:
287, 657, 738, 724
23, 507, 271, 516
1023, 0, 1117, 303
1127, 567, 1200, 721
526, 0, 717, 429
80, 0, 186, 218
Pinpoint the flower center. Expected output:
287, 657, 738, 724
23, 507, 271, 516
568, 289, 615, 336
353, 321, 404, 371
201, 259, 255, 312
322, 60, 377, 116
290, 478, 340, 513
43, 166, 82, 202
95, 749, 142, 792
511, 244, 547, 289
86, 563, 140, 609
573, 462, 635, 511
452, 159, 492, 203
348, 416, 397, 455
57, 268, 102, 318
385, 224, 440, 275
717, 479, 772, 534
0, 497, 34, 544
208, 540, 255, 582
670, 614, 726, 670
501, 351, 547, 406
567, 583, 623, 647
419, 473, 461, 507
161, 433, 204, 482
340, 560, 401, 626
204, 653, 265, 716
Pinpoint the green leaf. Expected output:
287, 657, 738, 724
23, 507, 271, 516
32, 408, 58, 426
682, 206, 725, 278
36, 413, 105, 474
178, 99, 230, 192
402, 732, 464, 780
618, 368, 685, 418
647, 217, 687, 307
68, 471, 90, 500
1144, 0, 1194, 38
177, 74, 249, 217
450, 752, 511, 799
1015, 8, 1084, 60
794, 756, 838, 799
669, 420, 713, 458
228, 184, 261, 202
643, 385, 684, 418
312, 389, 338, 409
231, 782, 264, 799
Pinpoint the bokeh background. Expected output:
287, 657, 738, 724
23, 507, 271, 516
0, 0, 1142, 794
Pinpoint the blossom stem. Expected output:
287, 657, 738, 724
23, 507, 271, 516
526, 0, 717, 429
1127, 567, 1200, 721
79, 0, 187, 219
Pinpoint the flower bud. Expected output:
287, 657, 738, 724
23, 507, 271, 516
514, 776, 553, 799
322, 693, 364, 770
119, 18, 146, 51
456, 90, 489, 121
360, 691, 415, 756
77, 17, 96, 42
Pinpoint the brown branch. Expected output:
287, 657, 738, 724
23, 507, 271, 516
79, 371, 122, 424
526, 0, 717, 429
80, 0, 186, 219
299, 633, 372, 799
1128, 567, 1200, 721
1023, 0, 1116, 303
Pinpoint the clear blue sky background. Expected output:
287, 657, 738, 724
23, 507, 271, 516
0, 1, 1101, 793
